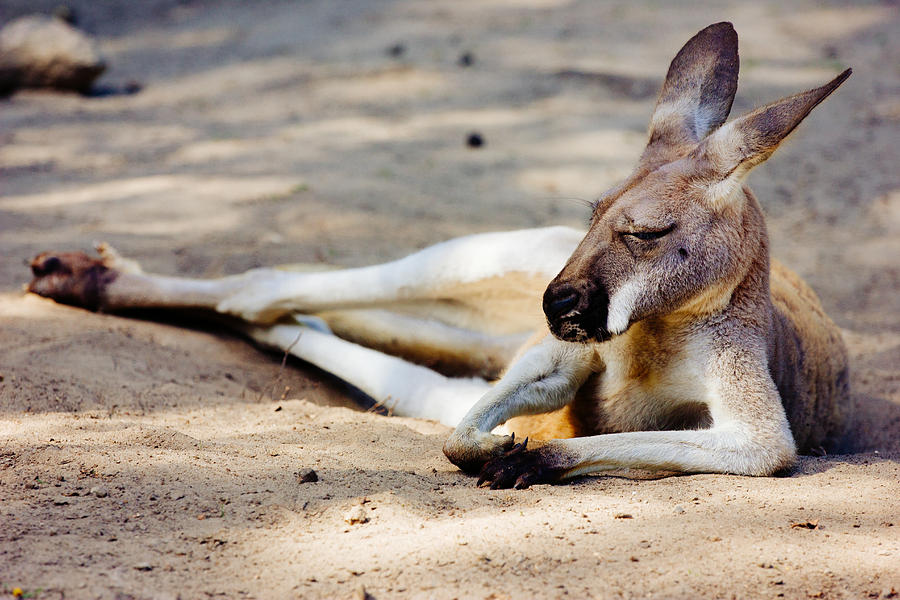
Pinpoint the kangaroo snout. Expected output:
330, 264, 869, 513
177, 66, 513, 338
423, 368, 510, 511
543, 282, 610, 343
543, 288, 578, 320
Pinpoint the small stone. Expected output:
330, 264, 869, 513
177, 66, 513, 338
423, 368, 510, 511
458, 51, 475, 67
387, 43, 405, 58
353, 584, 375, 600
674, 505, 685, 514
297, 468, 318, 484
90, 486, 109, 497
134, 562, 153, 571
344, 505, 369, 525
53, 5, 78, 25
466, 132, 485, 148
0, 15, 106, 95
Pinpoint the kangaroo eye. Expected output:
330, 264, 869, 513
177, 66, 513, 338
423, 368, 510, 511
625, 224, 675, 241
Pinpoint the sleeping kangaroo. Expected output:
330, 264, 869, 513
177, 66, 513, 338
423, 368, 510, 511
27, 23, 850, 488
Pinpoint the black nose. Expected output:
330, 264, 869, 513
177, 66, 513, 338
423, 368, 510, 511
543, 289, 579, 320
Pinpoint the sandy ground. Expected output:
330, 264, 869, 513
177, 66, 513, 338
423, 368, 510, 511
1, 1, 899, 598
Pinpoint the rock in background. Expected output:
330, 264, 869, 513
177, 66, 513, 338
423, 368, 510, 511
0, 15, 105, 95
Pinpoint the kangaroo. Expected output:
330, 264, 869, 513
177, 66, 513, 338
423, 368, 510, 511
27, 23, 850, 489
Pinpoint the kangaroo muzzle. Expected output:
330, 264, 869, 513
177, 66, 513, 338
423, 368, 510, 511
542, 282, 611, 343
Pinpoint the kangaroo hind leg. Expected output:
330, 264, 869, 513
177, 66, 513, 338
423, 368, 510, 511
245, 320, 492, 428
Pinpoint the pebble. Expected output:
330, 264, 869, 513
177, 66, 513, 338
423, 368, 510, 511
353, 584, 375, 600
674, 505, 685, 514
90, 486, 109, 498
53, 5, 78, 25
297, 468, 318, 484
466, 132, 484, 148
344, 505, 369, 525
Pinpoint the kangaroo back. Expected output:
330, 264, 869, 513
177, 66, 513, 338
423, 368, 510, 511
769, 260, 850, 452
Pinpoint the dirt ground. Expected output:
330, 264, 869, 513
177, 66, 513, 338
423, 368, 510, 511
1, 1, 898, 598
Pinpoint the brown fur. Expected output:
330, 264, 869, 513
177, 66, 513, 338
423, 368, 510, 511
452, 23, 852, 486
28, 252, 118, 311
768, 260, 850, 452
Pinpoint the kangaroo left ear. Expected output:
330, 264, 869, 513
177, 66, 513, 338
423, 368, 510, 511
700, 68, 851, 208
642, 22, 740, 166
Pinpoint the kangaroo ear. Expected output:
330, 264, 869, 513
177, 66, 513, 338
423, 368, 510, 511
643, 22, 739, 163
700, 68, 852, 208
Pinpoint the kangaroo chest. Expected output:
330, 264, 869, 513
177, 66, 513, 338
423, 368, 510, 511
578, 328, 713, 433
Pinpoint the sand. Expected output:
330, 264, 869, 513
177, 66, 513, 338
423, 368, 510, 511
0, 1, 898, 598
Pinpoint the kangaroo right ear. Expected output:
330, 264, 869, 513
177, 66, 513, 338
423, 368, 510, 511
642, 22, 739, 164
699, 68, 852, 209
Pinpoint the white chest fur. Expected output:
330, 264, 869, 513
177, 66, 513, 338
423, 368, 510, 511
592, 328, 713, 431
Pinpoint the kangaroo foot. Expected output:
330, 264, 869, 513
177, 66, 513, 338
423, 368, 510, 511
28, 250, 119, 311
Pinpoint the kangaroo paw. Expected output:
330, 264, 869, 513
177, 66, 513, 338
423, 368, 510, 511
476, 438, 568, 489
443, 430, 517, 475
28, 250, 119, 311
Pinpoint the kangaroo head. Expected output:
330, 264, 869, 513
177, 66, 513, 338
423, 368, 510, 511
544, 22, 850, 343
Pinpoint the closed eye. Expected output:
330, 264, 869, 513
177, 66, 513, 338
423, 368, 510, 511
624, 224, 675, 241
